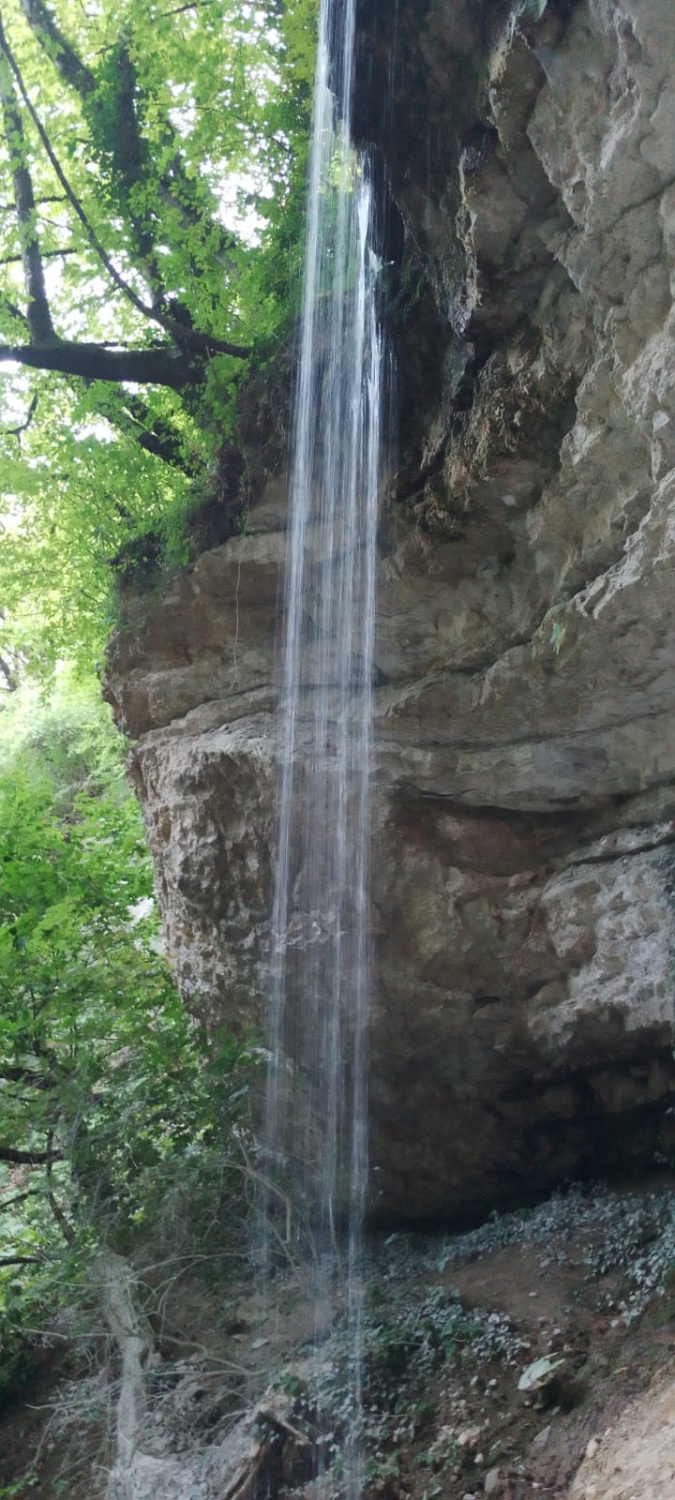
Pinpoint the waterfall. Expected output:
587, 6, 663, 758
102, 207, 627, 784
263, 0, 384, 1487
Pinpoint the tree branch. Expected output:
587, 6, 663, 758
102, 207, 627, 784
0, 1144, 62, 1164
101, 390, 199, 469
0, 292, 28, 328
99, 38, 160, 291
0, 390, 38, 440
0, 339, 195, 388
0, 14, 55, 344
17, 0, 95, 97
160, 1, 219, 14
0, 26, 160, 322
0, 247, 77, 262
0, 194, 67, 211
0, 1188, 41, 1212
46, 1129, 75, 1245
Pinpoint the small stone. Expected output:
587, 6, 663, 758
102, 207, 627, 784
484, 1469, 501, 1496
585, 1437, 601, 1460
531, 1424, 551, 1453
457, 1425, 482, 1449
518, 1355, 565, 1392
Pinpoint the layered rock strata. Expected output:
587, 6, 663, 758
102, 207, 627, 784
106, 0, 675, 1220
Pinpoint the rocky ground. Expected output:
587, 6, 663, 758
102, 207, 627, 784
4, 1173, 675, 1498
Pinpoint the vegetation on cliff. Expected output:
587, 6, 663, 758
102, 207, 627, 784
0, 674, 256, 1411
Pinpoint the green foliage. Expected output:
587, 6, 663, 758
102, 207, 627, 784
0, 1477, 37, 1499
0, 388, 195, 674
0, 0, 319, 677
363, 1286, 504, 1394
0, 675, 256, 1397
299, 1239, 533, 1483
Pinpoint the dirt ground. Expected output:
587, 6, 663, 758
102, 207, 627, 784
357, 1177, 675, 1500
0, 1345, 108, 1498
3, 1175, 675, 1499
399, 1240, 675, 1498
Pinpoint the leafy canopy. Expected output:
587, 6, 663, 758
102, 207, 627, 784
0, 0, 317, 677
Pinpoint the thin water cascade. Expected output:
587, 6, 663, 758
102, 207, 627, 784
263, 0, 385, 1488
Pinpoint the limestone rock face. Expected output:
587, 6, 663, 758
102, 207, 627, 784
106, 0, 675, 1221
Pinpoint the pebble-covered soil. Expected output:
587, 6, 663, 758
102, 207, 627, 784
2, 1175, 675, 1498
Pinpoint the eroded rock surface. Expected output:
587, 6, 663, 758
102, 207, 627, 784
106, 0, 675, 1221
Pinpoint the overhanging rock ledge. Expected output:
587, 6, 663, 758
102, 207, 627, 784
105, 0, 675, 1222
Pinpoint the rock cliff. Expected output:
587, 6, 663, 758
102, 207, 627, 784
105, 0, 675, 1222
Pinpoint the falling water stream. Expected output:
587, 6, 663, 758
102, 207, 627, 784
263, 0, 385, 1488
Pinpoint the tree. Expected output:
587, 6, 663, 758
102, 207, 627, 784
0, 674, 256, 1403
0, 0, 312, 392
0, 0, 317, 676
